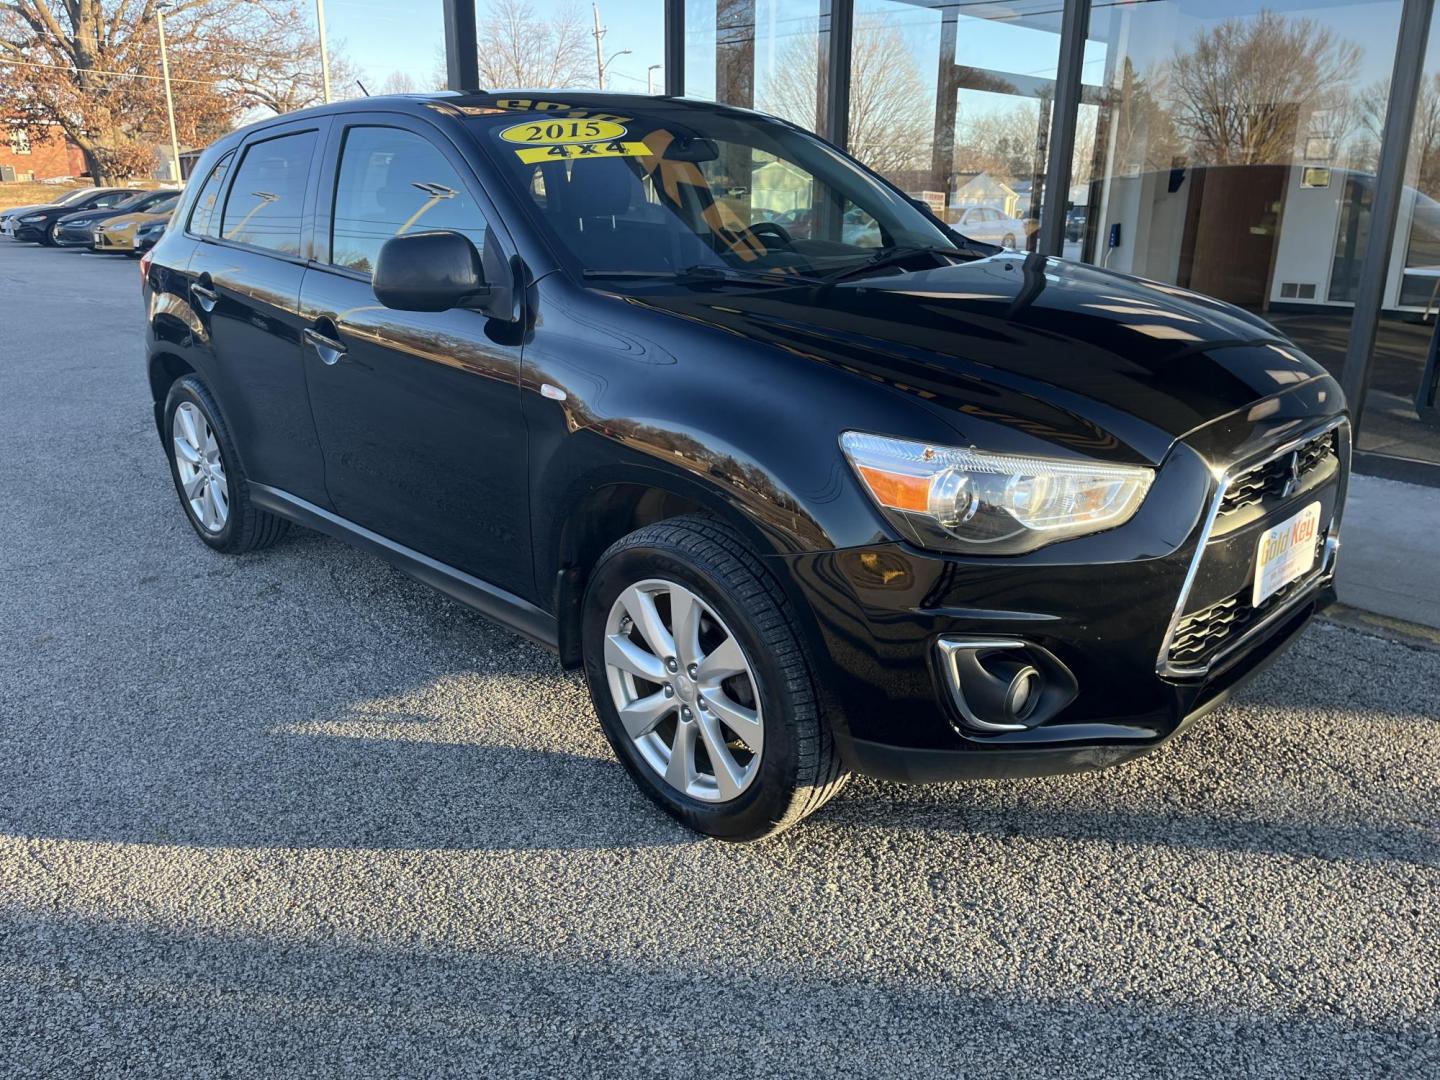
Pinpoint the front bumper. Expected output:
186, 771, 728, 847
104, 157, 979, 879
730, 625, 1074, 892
11, 223, 47, 242
93, 228, 137, 252
780, 380, 1348, 782
53, 223, 96, 246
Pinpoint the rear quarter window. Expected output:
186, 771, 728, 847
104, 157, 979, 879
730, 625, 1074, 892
187, 151, 235, 238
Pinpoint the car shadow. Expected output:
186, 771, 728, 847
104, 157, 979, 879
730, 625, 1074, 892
0, 907, 1431, 1076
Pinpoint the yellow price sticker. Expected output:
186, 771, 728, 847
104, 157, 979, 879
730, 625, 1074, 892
513, 141, 651, 164
500, 119, 628, 146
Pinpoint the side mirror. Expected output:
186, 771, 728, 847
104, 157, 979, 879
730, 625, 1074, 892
372, 229, 515, 318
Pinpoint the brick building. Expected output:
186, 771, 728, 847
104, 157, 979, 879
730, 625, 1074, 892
2, 123, 86, 182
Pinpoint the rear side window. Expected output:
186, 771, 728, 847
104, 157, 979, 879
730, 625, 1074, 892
330, 126, 488, 276
187, 151, 235, 237
221, 131, 317, 255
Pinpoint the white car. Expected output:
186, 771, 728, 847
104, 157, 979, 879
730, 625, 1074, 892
953, 205, 1026, 249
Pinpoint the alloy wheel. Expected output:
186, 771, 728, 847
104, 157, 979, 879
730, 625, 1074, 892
172, 401, 229, 533
603, 578, 764, 803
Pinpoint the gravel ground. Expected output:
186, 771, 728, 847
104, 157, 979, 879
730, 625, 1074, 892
0, 240, 1437, 1079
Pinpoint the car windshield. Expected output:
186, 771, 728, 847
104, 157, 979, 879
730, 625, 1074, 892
55, 188, 96, 206
111, 191, 154, 211
464, 98, 966, 287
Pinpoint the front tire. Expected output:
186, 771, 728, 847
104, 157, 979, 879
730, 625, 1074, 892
162, 375, 288, 553
43, 221, 61, 246
582, 516, 848, 840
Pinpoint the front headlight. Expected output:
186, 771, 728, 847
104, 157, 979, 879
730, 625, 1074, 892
841, 432, 1154, 554
20, 214, 45, 223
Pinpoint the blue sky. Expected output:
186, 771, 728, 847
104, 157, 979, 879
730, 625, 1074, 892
318, 0, 666, 95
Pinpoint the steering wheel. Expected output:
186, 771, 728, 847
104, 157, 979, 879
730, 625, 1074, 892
747, 220, 793, 248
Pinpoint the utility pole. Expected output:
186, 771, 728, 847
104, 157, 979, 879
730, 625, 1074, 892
647, 64, 661, 95
592, 3, 606, 89
316, 0, 333, 103
591, 4, 630, 90
155, 3, 182, 184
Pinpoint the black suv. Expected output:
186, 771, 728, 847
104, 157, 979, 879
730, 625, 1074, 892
142, 93, 1349, 839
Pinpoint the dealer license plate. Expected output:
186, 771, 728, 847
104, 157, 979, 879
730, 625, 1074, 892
93, 232, 102, 244
1253, 501, 1322, 607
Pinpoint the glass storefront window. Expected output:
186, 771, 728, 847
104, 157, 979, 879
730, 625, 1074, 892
1367, 19, 1440, 464
686, 1, 832, 135
850, 0, 1077, 251
1074, 0, 1408, 434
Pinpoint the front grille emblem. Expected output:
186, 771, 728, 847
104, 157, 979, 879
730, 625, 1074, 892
1280, 450, 1302, 499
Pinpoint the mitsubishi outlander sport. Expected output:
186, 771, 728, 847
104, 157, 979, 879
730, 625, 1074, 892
142, 93, 1350, 839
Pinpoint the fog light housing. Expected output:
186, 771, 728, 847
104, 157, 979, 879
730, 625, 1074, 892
934, 637, 1078, 734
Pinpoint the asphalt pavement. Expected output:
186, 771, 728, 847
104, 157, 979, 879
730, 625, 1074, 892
0, 239, 1436, 1078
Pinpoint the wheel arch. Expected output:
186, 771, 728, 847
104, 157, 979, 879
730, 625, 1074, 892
147, 351, 197, 434
547, 470, 803, 670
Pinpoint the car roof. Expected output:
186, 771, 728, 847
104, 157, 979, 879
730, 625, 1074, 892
217, 90, 783, 146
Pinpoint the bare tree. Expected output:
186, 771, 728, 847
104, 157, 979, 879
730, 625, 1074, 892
761, 16, 928, 180
956, 103, 1046, 186
1168, 12, 1362, 167
226, 3, 360, 114
475, 0, 591, 90
0, 0, 354, 182
380, 70, 420, 96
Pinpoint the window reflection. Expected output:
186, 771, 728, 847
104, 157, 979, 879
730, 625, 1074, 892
330, 127, 488, 276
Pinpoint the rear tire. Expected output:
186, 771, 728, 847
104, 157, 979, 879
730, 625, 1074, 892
582, 515, 848, 841
162, 375, 288, 554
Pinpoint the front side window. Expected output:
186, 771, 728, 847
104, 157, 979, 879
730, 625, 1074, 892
470, 100, 957, 286
221, 131, 317, 255
188, 151, 234, 237
330, 126, 488, 275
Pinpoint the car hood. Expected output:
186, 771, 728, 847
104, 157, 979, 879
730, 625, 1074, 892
59, 205, 131, 225
4, 202, 66, 219
627, 253, 1332, 464
105, 208, 171, 228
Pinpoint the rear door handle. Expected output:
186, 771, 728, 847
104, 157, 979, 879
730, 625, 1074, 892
303, 323, 347, 366
189, 282, 219, 312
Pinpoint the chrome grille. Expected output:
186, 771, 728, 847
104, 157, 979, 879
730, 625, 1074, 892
1217, 429, 1338, 517
1166, 533, 1327, 667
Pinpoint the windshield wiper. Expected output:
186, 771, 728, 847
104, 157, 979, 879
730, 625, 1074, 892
819, 246, 966, 284
583, 264, 820, 287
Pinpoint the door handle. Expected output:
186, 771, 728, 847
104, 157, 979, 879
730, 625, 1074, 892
303, 322, 347, 366
189, 281, 219, 312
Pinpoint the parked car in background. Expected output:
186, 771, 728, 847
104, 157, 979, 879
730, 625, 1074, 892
952, 205, 1026, 249
54, 188, 178, 248
10, 188, 131, 245
133, 213, 173, 255
143, 93, 1349, 840
0, 187, 101, 236
1065, 205, 1088, 243
91, 192, 181, 254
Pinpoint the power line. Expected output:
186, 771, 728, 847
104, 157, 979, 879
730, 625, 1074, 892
0, 56, 224, 87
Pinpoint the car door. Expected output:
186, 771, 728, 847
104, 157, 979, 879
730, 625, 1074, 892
299, 115, 533, 599
183, 119, 331, 505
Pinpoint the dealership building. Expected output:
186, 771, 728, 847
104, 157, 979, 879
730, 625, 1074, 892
440, 0, 1440, 479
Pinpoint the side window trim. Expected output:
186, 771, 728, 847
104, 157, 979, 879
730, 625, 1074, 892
187, 117, 330, 265
184, 149, 237, 238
